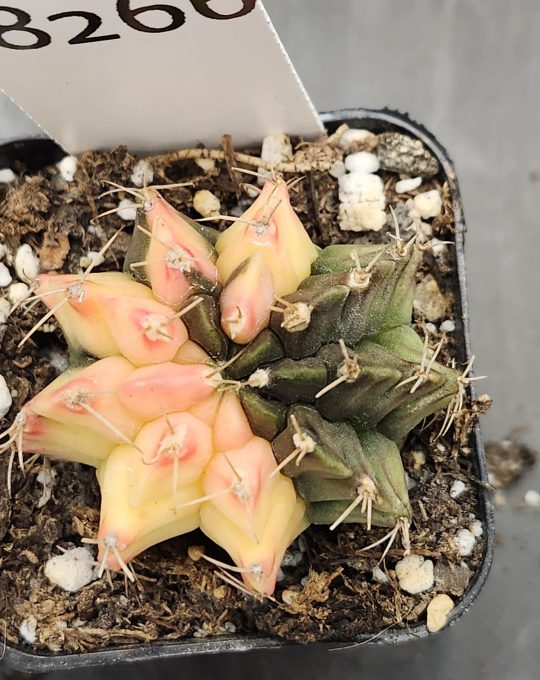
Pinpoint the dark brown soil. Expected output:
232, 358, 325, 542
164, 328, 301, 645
0, 131, 488, 654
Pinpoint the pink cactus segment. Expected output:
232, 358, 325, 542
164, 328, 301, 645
173, 340, 211, 365
212, 390, 253, 452
34, 273, 157, 358
219, 253, 275, 344
101, 296, 188, 365
144, 189, 218, 307
23, 411, 115, 466
200, 477, 307, 595
96, 444, 200, 572
215, 180, 319, 295
29, 356, 140, 443
130, 412, 213, 505
188, 392, 223, 428
34, 274, 116, 357
202, 437, 276, 541
118, 362, 217, 422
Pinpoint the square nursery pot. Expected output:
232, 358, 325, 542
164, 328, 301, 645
0, 108, 494, 675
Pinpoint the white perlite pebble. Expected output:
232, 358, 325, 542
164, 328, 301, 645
430, 238, 447, 257
372, 565, 389, 584
117, 198, 138, 221
338, 173, 385, 207
329, 160, 346, 179
440, 319, 456, 333
524, 489, 540, 507
0, 262, 12, 287
0, 168, 17, 184
469, 519, 483, 537
193, 189, 221, 218
426, 594, 454, 633
44, 547, 97, 592
258, 133, 292, 184
0, 298, 10, 324
339, 203, 387, 232
339, 128, 377, 152
57, 155, 78, 182
344, 151, 380, 174
15, 244, 40, 283
0, 374, 13, 418
453, 529, 476, 556
130, 159, 154, 188
8, 282, 30, 305
406, 473, 417, 490
450, 480, 466, 499
413, 190, 443, 219
195, 158, 216, 172
19, 616, 38, 644
395, 554, 434, 594
261, 133, 292, 166
36, 466, 56, 508
395, 177, 422, 193
79, 250, 105, 270
282, 550, 303, 567
413, 275, 448, 322
49, 350, 69, 374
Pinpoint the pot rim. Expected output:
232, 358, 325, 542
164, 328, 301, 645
0, 108, 495, 673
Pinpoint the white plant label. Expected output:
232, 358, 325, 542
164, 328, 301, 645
0, 1, 323, 152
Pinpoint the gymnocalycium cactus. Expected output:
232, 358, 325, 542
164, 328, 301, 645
1, 175, 470, 597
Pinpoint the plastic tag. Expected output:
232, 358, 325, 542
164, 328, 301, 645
0, 1, 322, 152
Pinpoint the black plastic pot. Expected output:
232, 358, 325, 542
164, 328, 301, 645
0, 109, 494, 675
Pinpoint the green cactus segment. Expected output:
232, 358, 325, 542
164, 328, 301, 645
269, 285, 350, 360
311, 244, 386, 275
272, 405, 357, 480
270, 406, 412, 529
377, 378, 457, 446
180, 294, 228, 360
308, 502, 402, 528
269, 243, 421, 358
371, 326, 461, 445
183, 214, 221, 247
315, 342, 403, 423
238, 388, 287, 441
254, 357, 328, 404
356, 429, 411, 519
306, 430, 411, 527
123, 211, 150, 284
226, 330, 284, 380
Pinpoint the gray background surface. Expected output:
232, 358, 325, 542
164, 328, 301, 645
1, 1, 539, 678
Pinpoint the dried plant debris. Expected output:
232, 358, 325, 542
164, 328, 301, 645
0, 127, 488, 653
486, 429, 537, 488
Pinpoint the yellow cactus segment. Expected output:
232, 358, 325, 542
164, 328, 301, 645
200, 472, 307, 596
29, 356, 140, 444
188, 393, 223, 428
131, 412, 213, 506
215, 179, 319, 296
23, 412, 115, 467
35, 272, 189, 364
174, 340, 212, 365
212, 391, 253, 452
96, 444, 201, 571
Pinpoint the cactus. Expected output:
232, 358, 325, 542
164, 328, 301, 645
1, 176, 468, 596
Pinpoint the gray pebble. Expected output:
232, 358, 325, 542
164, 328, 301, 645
377, 132, 439, 178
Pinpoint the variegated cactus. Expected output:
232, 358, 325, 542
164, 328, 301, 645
1, 175, 468, 596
